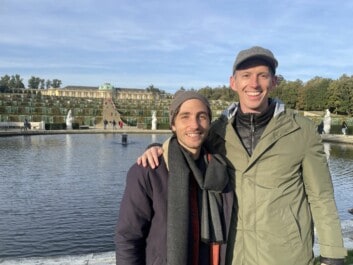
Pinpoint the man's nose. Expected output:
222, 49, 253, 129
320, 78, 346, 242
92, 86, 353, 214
249, 75, 259, 87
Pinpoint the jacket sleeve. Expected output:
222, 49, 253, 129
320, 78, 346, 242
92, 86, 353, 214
301, 123, 347, 259
115, 164, 153, 265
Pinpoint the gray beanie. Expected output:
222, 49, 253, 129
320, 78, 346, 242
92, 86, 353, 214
169, 90, 211, 126
233, 46, 278, 74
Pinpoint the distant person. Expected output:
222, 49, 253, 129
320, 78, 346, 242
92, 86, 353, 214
115, 91, 234, 265
137, 46, 347, 265
112, 120, 117, 130
317, 120, 324, 134
341, 121, 348, 135
24, 118, 30, 130
103, 119, 108, 129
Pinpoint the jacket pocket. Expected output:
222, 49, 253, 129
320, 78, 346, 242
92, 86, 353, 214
284, 205, 302, 247
257, 205, 302, 248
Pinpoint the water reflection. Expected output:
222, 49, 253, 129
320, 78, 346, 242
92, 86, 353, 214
330, 142, 353, 158
0, 134, 171, 258
326, 143, 353, 220
324, 142, 331, 161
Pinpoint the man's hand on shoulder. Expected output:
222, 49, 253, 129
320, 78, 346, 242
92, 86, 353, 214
137, 146, 164, 169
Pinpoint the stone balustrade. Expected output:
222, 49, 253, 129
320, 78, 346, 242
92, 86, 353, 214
0, 121, 45, 130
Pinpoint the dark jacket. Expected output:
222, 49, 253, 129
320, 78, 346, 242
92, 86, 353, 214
115, 159, 169, 265
115, 140, 234, 265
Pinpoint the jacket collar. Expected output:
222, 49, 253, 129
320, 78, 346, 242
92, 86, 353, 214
221, 98, 285, 120
213, 99, 300, 171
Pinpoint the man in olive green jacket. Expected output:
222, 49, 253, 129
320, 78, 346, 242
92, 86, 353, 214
208, 101, 346, 265
138, 46, 347, 265
206, 46, 347, 265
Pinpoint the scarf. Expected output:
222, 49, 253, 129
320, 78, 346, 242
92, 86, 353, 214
166, 136, 229, 265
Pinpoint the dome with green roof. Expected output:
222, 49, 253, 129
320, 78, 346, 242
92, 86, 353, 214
99, 83, 114, 90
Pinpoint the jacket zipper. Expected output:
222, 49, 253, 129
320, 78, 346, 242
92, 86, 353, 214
250, 114, 255, 155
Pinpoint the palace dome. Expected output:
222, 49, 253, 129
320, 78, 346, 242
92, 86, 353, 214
99, 83, 114, 90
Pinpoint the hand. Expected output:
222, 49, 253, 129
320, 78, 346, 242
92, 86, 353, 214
136, 146, 164, 169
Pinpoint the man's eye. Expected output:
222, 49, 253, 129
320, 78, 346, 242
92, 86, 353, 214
199, 114, 208, 120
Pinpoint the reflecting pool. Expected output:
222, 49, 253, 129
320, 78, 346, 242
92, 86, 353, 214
0, 134, 352, 259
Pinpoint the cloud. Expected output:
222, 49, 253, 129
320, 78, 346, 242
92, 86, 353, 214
1, 0, 353, 92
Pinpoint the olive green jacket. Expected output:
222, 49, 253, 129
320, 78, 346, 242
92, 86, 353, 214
207, 101, 347, 265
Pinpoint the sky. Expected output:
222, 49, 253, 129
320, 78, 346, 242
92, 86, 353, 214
1, 0, 353, 93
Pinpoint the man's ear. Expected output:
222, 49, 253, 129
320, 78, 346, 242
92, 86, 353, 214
229, 75, 237, 92
269, 75, 278, 92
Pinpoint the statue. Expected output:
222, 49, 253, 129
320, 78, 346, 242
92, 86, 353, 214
323, 109, 331, 134
66, 109, 73, 130
151, 111, 157, 130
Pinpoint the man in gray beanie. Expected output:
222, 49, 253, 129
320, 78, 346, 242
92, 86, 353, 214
137, 45, 347, 265
116, 90, 234, 265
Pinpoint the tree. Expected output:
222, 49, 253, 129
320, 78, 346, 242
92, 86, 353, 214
46, 80, 52, 89
272, 79, 303, 109
327, 75, 353, 115
28, 76, 41, 89
270, 76, 286, 100
40, 79, 45, 89
198, 86, 213, 98
9, 74, 25, 89
52, 79, 62, 88
285, 80, 301, 109
0, 74, 25, 91
0, 75, 11, 92
146, 84, 160, 93
303, 77, 332, 111
276, 74, 285, 85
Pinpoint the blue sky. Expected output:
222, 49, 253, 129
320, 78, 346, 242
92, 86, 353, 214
1, 0, 352, 93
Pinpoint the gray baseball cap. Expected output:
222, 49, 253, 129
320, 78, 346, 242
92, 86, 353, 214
233, 46, 278, 74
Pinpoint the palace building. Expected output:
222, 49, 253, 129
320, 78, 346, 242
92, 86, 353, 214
40, 83, 165, 101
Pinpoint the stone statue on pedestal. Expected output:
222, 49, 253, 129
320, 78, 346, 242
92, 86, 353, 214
323, 109, 331, 134
151, 111, 157, 130
66, 110, 73, 130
